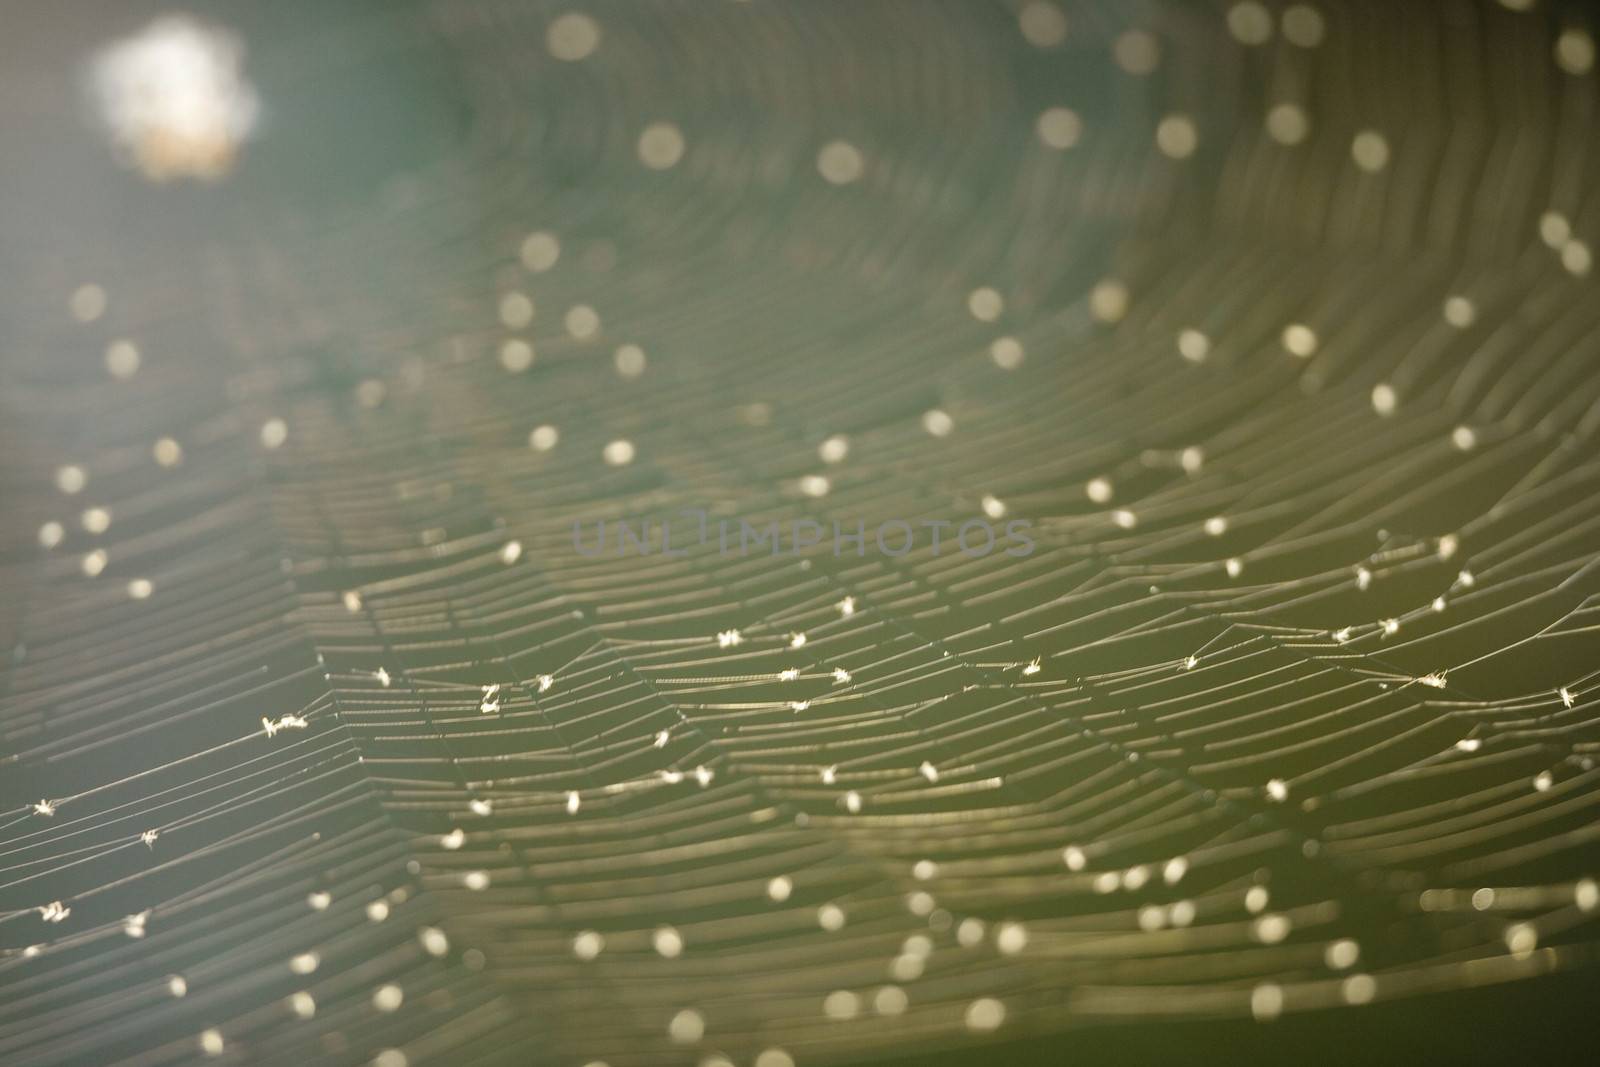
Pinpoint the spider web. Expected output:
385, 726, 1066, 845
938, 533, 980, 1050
3, 1, 1600, 1065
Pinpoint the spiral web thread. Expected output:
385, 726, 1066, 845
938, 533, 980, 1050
3, 1, 1599, 1064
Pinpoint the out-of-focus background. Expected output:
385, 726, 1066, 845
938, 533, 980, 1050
3, 1, 1599, 1064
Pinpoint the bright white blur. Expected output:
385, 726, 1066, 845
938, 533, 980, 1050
90, 15, 259, 181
